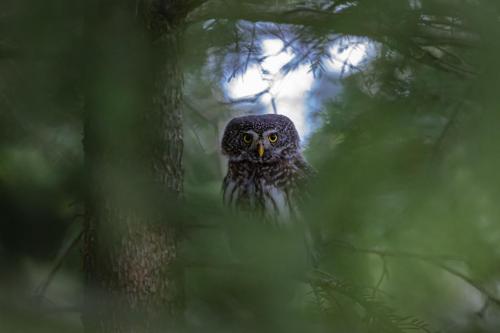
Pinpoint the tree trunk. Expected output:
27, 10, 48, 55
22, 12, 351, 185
82, 1, 187, 331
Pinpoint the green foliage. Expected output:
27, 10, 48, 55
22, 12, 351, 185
2, 0, 500, 332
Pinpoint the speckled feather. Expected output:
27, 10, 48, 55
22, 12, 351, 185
221, 114, 314, 224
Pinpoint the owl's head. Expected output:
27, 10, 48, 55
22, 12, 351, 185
221, 114, 300, 163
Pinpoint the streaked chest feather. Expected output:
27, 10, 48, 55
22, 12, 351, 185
222, 161, 303, 222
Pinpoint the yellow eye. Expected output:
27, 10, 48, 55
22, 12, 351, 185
268, 133, 278, 143
242, 133, 252, 144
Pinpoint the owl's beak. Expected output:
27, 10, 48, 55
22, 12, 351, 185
257, 143, 265, 157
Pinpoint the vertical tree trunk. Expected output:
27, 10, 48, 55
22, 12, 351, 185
82, 1, 188, 331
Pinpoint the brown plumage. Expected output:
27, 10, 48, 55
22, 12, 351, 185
221, 114, 313, 224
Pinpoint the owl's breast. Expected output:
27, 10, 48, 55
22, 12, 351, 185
222, 164, 297, 223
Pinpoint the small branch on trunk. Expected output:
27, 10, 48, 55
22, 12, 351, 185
34, 229, 84, 298
31, 295, 82, 315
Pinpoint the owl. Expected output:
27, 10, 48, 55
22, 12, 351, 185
221, 114, 314, 224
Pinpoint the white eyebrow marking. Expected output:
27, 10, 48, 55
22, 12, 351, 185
263, 129, 277, 136
244, 130, 259, 138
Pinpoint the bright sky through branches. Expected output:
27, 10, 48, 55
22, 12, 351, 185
226, 37, 370, 140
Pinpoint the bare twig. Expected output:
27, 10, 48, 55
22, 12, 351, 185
244, 24, 257, 73
190, 125, 208, 153
222, 87, 270, 105
271, 97, 278, 114
187, 1, 480, 77
187, 1, 480, 49
431, 105, 461, 161
328, 240, 500, 308
31, 295, 82, 314
433, 262, 500, 307
182, 99, 218, 126
372, 255, 389, 297
34, 229, 84, 298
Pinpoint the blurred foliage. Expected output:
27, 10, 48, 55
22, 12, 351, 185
1, 0, 500, 332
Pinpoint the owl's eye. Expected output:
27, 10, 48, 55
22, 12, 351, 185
268, 133, 278, 143
242, 133, 252, 144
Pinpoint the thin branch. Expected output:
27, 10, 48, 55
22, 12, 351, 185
31, 296, 82, 314
416, 45, 477, 77
431, 104, 461, 161
328, 240, 500, 308
433, 262, 500, 307
328, 239, 466, 262
372, 255, 389, 297
187, 1, 337, 27
222, 87, 270, 105
270, 96, 278, 114
187, 1, 480, 48
190, 125, 208, 153
311, 270, 433, 333
182, 99, 218, 126
34, 229, 84, 298
244, 24, 257, 73
187, 1, 480, 76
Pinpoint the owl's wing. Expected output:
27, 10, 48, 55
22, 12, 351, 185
293, 156, 316, 201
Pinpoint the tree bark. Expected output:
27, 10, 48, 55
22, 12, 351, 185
82, 1, 190, 331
